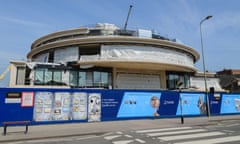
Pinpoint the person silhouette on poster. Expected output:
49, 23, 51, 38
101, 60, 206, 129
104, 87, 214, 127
197, 96, 207, 114
151, 96, 160, 116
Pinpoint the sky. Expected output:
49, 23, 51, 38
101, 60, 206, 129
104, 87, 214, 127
0, 0, 240, 86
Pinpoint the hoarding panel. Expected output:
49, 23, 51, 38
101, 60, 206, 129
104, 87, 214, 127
221, 94, 240, 114
33, 92, 54, 121
177, 93, 206, 115
117, 92, 161, 118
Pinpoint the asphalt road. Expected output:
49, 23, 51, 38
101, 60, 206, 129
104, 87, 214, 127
5, 119, 240, 144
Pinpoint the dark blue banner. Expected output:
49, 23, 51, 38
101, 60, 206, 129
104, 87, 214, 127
0, 87, 239, 125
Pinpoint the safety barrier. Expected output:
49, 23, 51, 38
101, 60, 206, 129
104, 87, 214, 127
0, 87, 239, 126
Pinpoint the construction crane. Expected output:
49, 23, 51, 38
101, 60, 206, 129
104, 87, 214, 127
0, 65, 11, 80
123, 5, 133, 30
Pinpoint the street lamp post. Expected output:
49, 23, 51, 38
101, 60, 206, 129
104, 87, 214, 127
200, 15, 213, 117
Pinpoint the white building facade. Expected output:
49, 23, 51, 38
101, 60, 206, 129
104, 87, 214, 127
8, 23, 222, 91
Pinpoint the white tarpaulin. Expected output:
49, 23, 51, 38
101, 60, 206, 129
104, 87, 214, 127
190, 77, 223, 91
34, 53, 49, 62
138, 29, 152, 38
101, 45, 194, 68
54, 47, 78, 64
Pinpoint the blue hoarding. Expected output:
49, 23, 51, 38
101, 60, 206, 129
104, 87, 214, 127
0, 87, 239, 126
117, 92, 161, 118
221, 94, 240, 114
177, 93, 207, 115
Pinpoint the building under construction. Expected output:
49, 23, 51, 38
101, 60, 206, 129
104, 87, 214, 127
0, 23, 221, 91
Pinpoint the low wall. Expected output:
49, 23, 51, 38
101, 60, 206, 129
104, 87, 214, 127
0, 88, 239, 125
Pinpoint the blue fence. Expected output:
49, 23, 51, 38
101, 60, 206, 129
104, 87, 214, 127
0, 87, 240, 125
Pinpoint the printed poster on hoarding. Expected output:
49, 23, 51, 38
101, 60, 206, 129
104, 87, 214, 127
72, 92, 87, 120
117, 92, 161, 118
33, 92, 53, 121
221, 94, 240, 114
52, 92, 71, 120
176, 93, 207, 115
88, 93, 101, 122
21, 92, 34, 107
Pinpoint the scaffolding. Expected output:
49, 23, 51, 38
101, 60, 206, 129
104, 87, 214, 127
0, 65, 11, 80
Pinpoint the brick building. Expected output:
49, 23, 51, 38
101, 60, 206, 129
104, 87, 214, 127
216, 69, 240, 92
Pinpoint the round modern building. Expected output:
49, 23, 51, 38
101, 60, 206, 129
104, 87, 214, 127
10, 23, 200, 90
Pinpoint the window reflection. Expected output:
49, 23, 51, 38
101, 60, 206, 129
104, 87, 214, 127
79, 72, 86, 87
34, 67, 112, 88
93, 72, 108, 87
69, 71, 111, 88
69, 71, 78, 86
167, 72, 190, 90
34, 68, 63, 85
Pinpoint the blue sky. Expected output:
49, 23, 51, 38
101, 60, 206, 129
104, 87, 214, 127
0, 0, 240, 86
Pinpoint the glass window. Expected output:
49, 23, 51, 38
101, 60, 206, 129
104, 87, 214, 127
35, 68, 45, 84
108, 73, 112, 87
68, 70, 111, 88
53, 70, 61, 82
168, 74, 178, 89
44, 70, 52, 83
34, 68, 62, 85
101, 72, 108, 84
167, 73, 190, 90
184, 75, 190, 88
86, 72, 93, 87
93, 71, 108, 87
93, 72, 101, 86
79, 72, 86, 87
70, 71, 78, 86
16, 67, 25, 85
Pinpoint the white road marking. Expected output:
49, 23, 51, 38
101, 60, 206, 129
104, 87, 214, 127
158, 131, 225, 141
147, 129, 206, 137
223, 130, 234, 133
225, 123, 240, 127
113, 140, 134, 144
104, 135, 121, 140
136, 127, 192, 133
135, 138, 146, 143
174, 135, 240, 144
124, 134, 133, 138
147, 129, 206, 136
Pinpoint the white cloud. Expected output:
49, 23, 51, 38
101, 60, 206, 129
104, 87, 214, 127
0, 16, 46, 27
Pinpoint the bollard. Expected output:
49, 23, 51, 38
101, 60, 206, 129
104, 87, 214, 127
181, 115, 184, 124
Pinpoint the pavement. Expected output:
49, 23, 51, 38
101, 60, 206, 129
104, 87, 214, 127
1, 115, 240, 143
